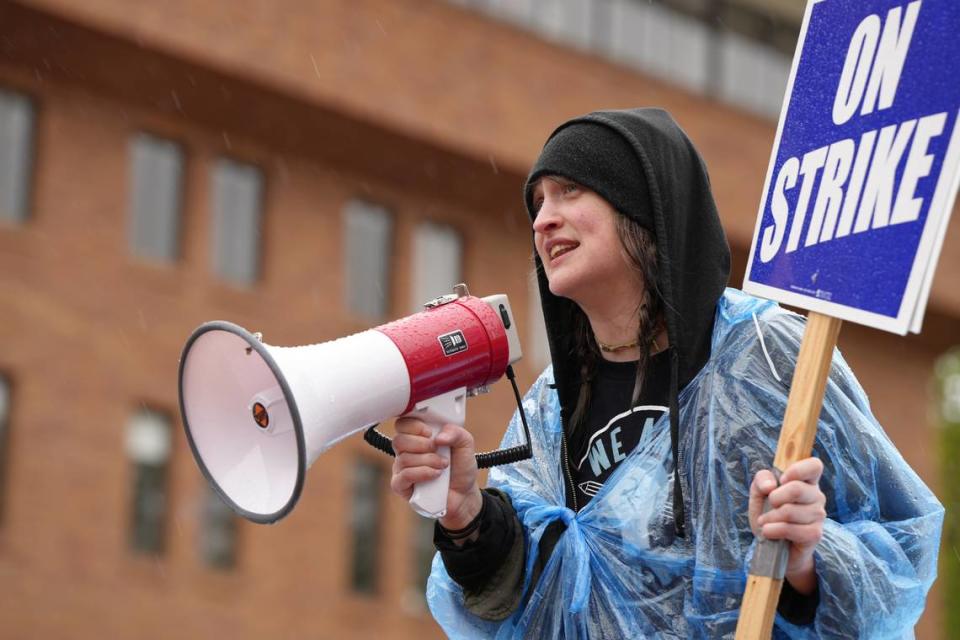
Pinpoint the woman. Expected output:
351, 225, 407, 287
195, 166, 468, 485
389, 109, 942, 638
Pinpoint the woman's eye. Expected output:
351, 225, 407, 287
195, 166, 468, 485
533, 197, 544, 212
562, 182, 579, 195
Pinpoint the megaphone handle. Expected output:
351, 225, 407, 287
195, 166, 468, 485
407, 387, 466, 519
409, 421, 452, 518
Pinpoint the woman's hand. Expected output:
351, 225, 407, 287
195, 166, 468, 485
748, 457, 826, 595
390, 418, 483, 538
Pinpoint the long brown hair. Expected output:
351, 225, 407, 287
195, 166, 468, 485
567, 215, 663, 434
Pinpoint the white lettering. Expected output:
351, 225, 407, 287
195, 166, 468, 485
806, 138, 855, 247
786, 146, 828, 253
835, 130, 878, 239
862, 1, 921, 116
760, 157, 800, 262
855, 119, 916, 233
834, 14, 882, 125
891, 111, 946, 224
611, 427, 626, 463
587, 440, 611, 476
758, 112, 945, 260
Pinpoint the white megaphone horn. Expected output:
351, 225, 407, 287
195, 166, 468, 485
178, 284, 527, 524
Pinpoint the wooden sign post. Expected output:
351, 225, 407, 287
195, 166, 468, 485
734, 312, 842, 639
740, 0, 960, 632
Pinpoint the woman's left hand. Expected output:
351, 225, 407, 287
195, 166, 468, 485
748, 457, 826, 595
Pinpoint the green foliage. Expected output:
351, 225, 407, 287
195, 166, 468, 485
936, 348, 960, 635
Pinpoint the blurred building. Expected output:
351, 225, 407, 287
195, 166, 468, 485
0, 0, 956, 637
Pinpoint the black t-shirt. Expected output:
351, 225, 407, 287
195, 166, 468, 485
437, 351, 818, 625
567, 353, 670, 508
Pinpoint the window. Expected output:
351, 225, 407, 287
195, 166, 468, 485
0, 375, 11, 525
126, 409, 172, 554
527, 0, 593, 51
608, 1, 709, 94
663, 7, 710, 93
0, 88, 35, 224
129, 133, 184, 262
486, 0, 535, 27
343, 199, 393, 320
199, 487, 237, 570
350, 459, 384, 594
588, 0, 615, 51
413, 514, 436, 593
402, 514, 437, 613
211, 158, 264, 285
451, 0, 798, 121
718, 30, 791, 119
609, 2, 663, 78
410, 221, 462, 312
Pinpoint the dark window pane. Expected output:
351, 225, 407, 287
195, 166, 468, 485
130, 463, 168, 553
0, 88, 35, 224
126, 410, 172, 555
200, 488, 237, 569
0, 376, 11, 525
343, 199, 393, 320
350, 459, 384, 594
211, 158, 264, 285
413, 514, 436, 594
128, 133, 184, 262
410, 222, 462, 312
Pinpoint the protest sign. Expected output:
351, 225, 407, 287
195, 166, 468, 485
743, 0, 960, 335
737, 2, 959, 637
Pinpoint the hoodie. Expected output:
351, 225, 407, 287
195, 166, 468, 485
522, 108, 731, 534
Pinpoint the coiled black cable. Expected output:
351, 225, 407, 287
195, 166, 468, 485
363, 364, 533, 469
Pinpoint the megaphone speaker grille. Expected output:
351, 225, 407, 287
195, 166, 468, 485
179, 322, 306, 523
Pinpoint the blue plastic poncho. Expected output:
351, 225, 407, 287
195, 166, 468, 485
427, 290, 943, 639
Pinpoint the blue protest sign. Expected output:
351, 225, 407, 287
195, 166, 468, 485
743, 0, 960, 334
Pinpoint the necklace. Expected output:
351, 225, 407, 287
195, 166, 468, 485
597, 336, 662, 353
597, 339, 638, 353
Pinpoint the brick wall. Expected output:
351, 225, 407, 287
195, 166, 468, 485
0, 1, 953, 637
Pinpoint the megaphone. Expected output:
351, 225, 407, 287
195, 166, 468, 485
178, 284, 524, 524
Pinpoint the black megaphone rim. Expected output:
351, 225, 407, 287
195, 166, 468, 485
177, 320, 307, 524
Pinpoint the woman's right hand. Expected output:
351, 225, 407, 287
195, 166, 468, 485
390, 418, 483, 534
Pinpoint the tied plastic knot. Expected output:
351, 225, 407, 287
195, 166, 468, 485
523, 504, 592, 615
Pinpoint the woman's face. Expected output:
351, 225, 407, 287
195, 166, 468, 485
531, 176, 640, 308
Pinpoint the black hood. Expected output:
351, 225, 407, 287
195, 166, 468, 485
524, 108, 731, 535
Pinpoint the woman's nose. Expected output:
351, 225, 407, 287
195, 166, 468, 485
532, 201, 562, 233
